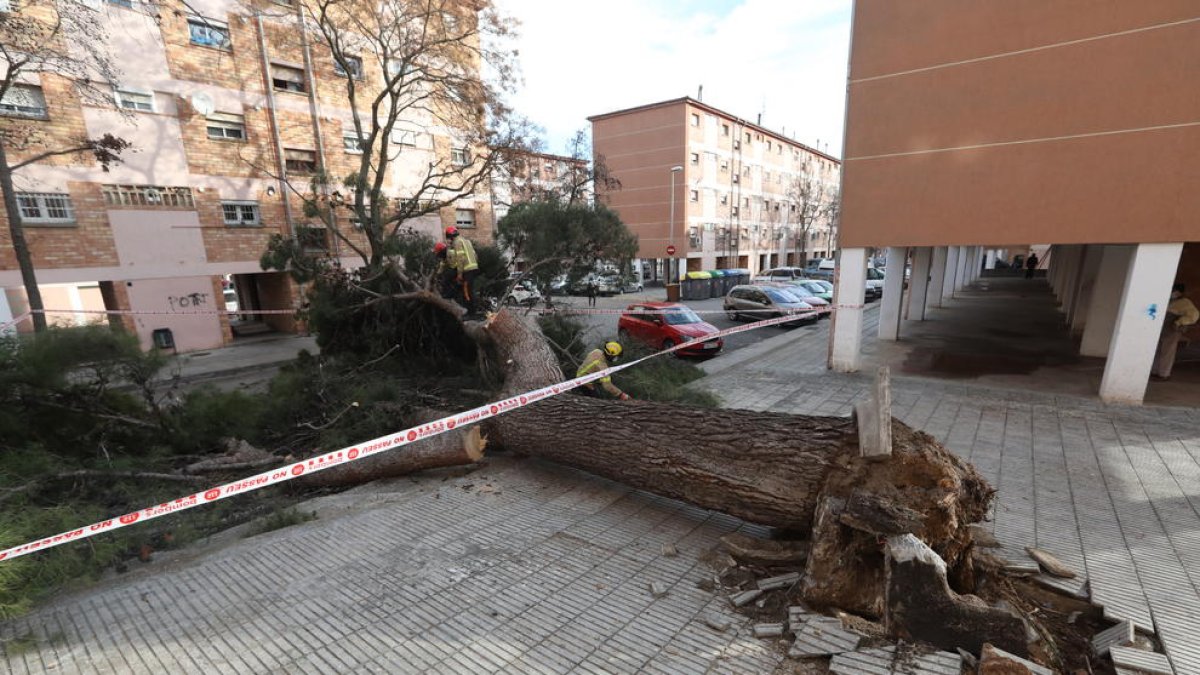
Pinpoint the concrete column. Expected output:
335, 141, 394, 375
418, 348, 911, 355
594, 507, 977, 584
985, 249, 997, 270
1060, 246, 1083, 316
970, 247, 980, 282
879, 247, 908, 340
928, 246, 948, 308
1080, 245, 1133, 357
942, 246, 959, 302
1070, 245, 1104, 334
830, 247, 869, 372
954, 246, 969, 294
1099, 243, 1184, 404
906, 247, 933, 320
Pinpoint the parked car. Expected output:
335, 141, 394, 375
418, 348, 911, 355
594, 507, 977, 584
603, 273, 643, 294
760, 267, 809, 282
549, 275, 570, 296
617, 303, 723, 356
569, 274, 618, 296
805, 259, 836, 282
723, 284, 818, 326
504, 278, 542, 307
752, 278, 832, 317
865, 267, 884, 300
223, 288, 239, 312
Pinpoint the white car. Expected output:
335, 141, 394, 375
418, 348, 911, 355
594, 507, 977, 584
223, 288, 239, 311
505, 279, 542, 306
865, 267, 884, 300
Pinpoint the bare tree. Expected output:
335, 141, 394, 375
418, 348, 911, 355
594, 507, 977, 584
492, 129, 620, 213
257, 0, 532, 274
0, 0, 132, 332
785, 157, 836, 266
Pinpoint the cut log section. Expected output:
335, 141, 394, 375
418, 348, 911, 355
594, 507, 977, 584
297, 413, 486, 488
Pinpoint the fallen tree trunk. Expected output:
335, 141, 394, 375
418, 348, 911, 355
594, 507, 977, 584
474, 311, 993, 617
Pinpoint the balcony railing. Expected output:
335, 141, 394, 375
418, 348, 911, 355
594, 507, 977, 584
102, 185, 195, 208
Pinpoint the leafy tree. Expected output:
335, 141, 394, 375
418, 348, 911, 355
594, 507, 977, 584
0, 0, 132, 332
496, 199, 637, 293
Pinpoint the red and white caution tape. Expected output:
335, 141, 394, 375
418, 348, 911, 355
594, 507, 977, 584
0, 311, 808, 563
0, 311, 31, 333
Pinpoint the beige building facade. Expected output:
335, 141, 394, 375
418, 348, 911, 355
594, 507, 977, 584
0, 0, 492, 350
832, 0, 1200, 404
589, 97, 840, 280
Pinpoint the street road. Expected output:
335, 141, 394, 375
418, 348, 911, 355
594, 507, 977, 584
544, 290, 830, 359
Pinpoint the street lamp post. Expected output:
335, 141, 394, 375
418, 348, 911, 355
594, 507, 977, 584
669, 165, 683, 283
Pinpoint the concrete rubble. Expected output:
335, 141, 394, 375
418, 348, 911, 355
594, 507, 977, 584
1092, 618, 1134, 657
1108, 646, 1172, 675
788, 616, 862, 658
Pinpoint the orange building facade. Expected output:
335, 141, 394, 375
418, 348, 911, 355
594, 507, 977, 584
832, 1, 1200, 404
590, 98, 840, 280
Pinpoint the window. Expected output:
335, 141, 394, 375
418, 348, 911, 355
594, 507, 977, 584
731, 206, 739, 217
720, 194, 728, 205
116, 89, 154, 111
16, 192, 74, 224
722, 124, 730, 136
0, 84, 47, 119
342, 130, 363, 153
271, 64, 306, 93
745, 132, 751, 143
763, 170, 770, 182
690, 113, 699, 127
188, 16, 230, 50
451, 147, 468, 166
732, 174, 739, 184
766, 141, 772, 151
333, 55, 363, 79
284, 148, 317, 173
109, 0, 135, 9
221, 201, 260, 226
720, 160, 728, 171
391, 129, 417, 146
454, 208, 475, 228
690, 152, 699, 165
689, 190, 698, 202
206, 112, 245, 140
733, 139, 741, 150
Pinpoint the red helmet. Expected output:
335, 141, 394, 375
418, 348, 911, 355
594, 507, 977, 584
433, 242, 447, 254
444, 225, 459, 238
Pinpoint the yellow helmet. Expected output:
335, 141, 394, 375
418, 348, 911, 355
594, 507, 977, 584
604, 341, 623, 358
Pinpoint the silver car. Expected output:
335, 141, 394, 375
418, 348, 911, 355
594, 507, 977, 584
723, 284, 818, 325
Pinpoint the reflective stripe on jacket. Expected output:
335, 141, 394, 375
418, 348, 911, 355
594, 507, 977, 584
452, 237, 478, 272
577, 348, 609, 383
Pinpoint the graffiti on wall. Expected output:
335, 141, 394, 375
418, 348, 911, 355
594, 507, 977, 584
168, 292, 210, 311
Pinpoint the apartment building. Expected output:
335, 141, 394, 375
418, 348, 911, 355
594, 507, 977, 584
491, 150, 589, 222
0, 0, 492, 351
589, 97, 840, 281
832, 1, 1199, 404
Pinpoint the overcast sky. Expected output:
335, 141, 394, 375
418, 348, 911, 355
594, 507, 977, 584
493, 0, 853, 158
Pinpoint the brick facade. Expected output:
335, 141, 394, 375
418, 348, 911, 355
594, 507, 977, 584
1, 1, 494, 348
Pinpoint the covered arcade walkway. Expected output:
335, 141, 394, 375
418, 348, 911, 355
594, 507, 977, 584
831, 244, 1200, 407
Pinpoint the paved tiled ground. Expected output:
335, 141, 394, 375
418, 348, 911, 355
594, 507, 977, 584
703, 304, 1200, 675
0, 461, 786, 674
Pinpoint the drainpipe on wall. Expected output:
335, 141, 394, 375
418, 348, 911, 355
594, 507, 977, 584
294, 4, 337, 257
255, 14, 295, 239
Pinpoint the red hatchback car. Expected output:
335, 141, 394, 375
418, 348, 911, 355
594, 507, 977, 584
618, 303, 724, 356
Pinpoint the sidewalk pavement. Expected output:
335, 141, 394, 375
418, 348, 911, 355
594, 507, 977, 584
162, 334, 318, 386
698, 305, 1200, 674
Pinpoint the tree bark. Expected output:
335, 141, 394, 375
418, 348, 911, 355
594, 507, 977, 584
472, 311, 993, 617
0, 141, 48, 332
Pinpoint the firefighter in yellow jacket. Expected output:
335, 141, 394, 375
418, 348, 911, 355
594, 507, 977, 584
445, 226, 480, 318
577, 341, 631, 400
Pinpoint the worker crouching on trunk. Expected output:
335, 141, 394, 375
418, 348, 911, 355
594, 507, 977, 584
445, 225, 481, 320
577, 341, 632, 400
